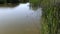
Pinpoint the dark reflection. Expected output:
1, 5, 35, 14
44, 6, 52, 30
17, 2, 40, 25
20, 0, 29, 3
0, 0, 41, 10
0, 0, 29, 4
0, 0, 20, 4
0, 3, 20, 7
0, 0, 40, 9
0, 0, 5, 4
7, 0, 20, 3
0, 0, 29, 7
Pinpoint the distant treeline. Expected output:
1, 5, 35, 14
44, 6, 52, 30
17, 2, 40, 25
0, 0, 29, 4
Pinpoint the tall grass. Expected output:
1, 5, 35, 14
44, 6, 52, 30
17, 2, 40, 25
41, 6, 59, 34
29, 0, 60, 34
40, 0, 59, 34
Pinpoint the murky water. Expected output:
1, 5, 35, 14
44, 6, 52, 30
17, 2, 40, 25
0, 3, 42, 34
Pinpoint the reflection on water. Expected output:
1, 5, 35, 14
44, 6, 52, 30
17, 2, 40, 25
0, 3, 19, 7
0, 3, 42, 34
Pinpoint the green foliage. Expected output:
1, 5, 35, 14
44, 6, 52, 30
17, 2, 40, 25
34, 0, 60, 34
41, 6, 59, 34
29, 0, 40, 6
29, 1, 59, 34
29, 0, 41, 10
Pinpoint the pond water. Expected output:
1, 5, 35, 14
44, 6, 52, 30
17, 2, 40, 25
0, 3, 42, 34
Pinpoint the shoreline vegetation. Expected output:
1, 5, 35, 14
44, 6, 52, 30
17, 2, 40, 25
30, 0, 60, 34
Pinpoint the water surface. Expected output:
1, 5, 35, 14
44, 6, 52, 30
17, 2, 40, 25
0, 3, 42, 34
